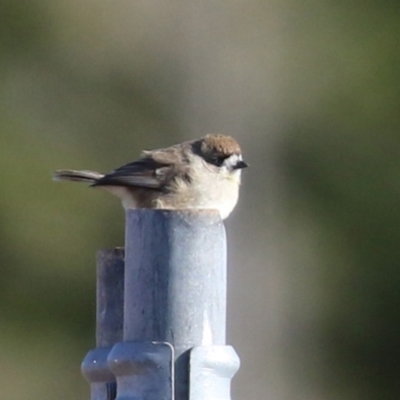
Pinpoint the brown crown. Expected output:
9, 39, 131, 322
202, 134, 242, 156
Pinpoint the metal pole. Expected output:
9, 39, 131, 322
82, 248, 125, 400
108, 209, 240, 400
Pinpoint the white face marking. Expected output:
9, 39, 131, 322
217, 154, 243, 186
223, 153, 242, 171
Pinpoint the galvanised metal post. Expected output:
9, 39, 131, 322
82, 248, 125, 400
108, 209, 240, 400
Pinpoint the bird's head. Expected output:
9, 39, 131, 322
194, 134, 248, 180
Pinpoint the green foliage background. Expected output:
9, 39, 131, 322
1, 1, 400, 399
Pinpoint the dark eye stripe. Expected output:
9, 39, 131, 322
208, 155, 228, 166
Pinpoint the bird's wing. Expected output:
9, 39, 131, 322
92, 146, 190, 190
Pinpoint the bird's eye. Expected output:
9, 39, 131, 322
208, 155, 227, 166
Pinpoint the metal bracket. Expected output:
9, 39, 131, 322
108, 341, 174, 400
81, 347, 116, 400
189, 346, 240, 400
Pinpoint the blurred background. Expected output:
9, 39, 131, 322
1, 1, 400, 399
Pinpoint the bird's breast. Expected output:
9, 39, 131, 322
157, 172, 240, 219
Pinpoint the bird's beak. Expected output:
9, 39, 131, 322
233, 160, 249, 169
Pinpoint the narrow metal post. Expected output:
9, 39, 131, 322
82, 248, 125, 400
108, 209, 240, 400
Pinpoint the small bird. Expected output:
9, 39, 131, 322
53, 134, 248, 219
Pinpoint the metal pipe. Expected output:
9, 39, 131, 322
107, 209, 239, 400
122, 209, 227, 399
82, 248, 125, 400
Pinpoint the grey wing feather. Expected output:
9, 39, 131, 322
92, 159, 178, 190
92, 144, 191, 190
92, 160, 164, 189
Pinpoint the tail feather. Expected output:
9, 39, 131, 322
53, 170, 104, 184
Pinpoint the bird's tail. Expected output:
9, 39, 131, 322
53, 170, 104, 184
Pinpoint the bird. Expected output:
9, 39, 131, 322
53, 134, 248, 220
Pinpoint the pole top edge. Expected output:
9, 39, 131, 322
125, 208, 223, 222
